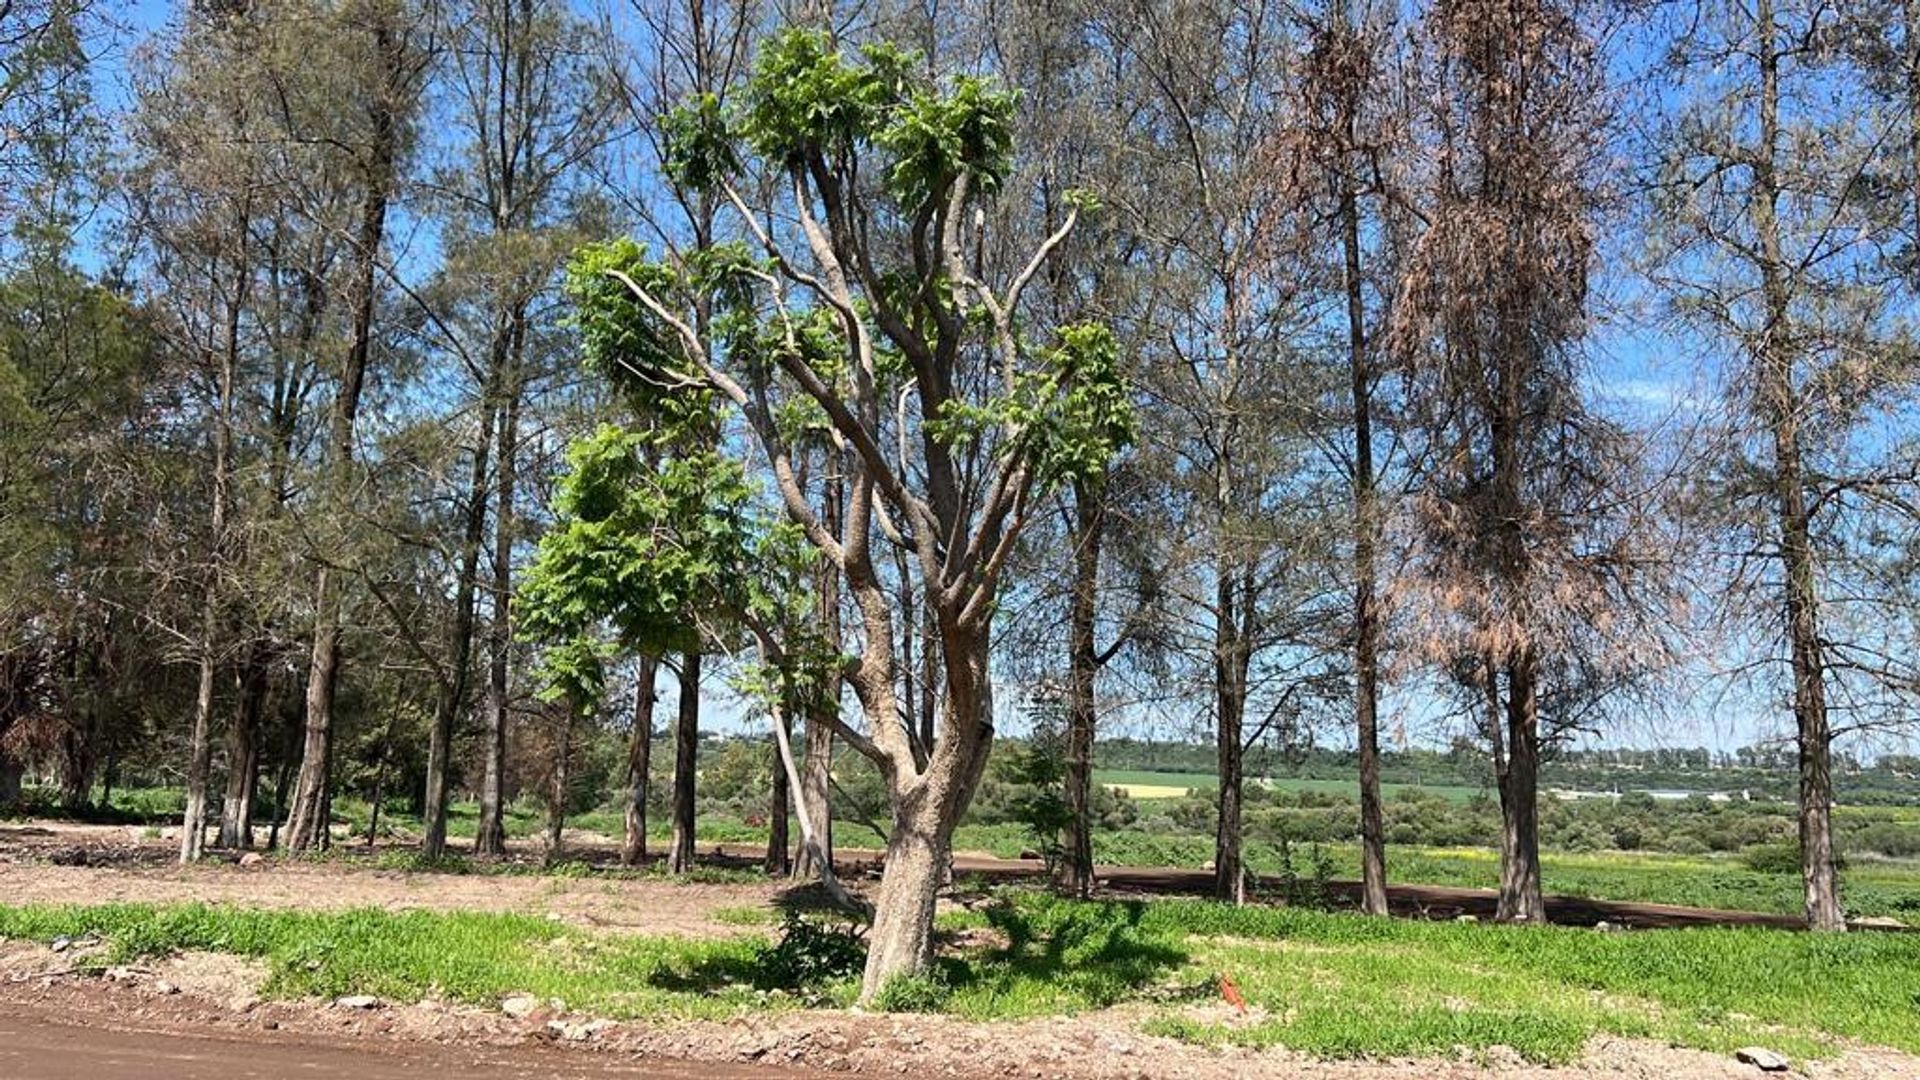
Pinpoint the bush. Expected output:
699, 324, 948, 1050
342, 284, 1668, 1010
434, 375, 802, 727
751, 912, 866, 992
1742, 842, 1802, 874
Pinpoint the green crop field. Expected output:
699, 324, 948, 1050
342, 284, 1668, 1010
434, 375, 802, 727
1094, 769, 1483, 804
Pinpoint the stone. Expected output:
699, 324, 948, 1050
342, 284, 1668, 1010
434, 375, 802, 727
238, 852, 267, 868
150, 980, 179, 996
1734, 1047, 1790, 1072
49, 937, 71, 953
501, 993, 541, 1019
547, 1018, 614, 1042
1454, 914, 1478, 924
334, 994, 381, 1010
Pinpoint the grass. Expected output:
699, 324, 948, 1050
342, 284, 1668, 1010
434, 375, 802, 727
927, 892, 1920, 1063
0, 902, 789, 1019
6, 893, 1914, 1066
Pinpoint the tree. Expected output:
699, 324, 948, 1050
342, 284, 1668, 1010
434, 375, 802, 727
1652, 0, 1920, 929
1273, 0, 1415, 917
1391, 0, 1652, 922
575, 28, 1131, 997
284, 0, 430, 853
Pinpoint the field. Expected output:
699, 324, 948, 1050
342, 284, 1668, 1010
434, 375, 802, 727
1094, 769, 1484, 803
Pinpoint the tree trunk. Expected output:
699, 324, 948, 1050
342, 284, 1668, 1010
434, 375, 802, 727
180, 646, 219, 863
795, 458, 841, 880
182, 228, 244, 865
1062, 478, 1102, 898
475, 321, 525, 858
766, 711, 792, 876
1212, 573, 1246, 904
545, 708, 573, 862
1494, 650, 1545, 923
218, 648, 268, 849
1750, 0, 1843, 930
669, 651, 700, 874
285, 17, 401, 854
622, 654, 658, 867
1341, 161, 1389, 918
423, 410, 494, 860
859, 799, 952, 1000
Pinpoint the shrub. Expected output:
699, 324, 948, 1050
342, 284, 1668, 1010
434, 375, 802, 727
751, 912, 866, 991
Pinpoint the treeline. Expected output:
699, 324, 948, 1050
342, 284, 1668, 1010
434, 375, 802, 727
3, 0, 1919, 998
1096, 740, 1920, 805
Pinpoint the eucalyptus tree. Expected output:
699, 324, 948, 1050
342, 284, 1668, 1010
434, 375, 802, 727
1651, 0, 1920, 928
125, 2, 317, 861
575, 28, 1131, 997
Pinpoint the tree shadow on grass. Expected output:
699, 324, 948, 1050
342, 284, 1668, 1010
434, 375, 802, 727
943, 898, 1195, 1009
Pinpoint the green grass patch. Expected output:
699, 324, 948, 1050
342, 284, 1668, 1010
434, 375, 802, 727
944, 892, 1920, 1062
0, 902, 832, 1018
2, 895, 1915, 1064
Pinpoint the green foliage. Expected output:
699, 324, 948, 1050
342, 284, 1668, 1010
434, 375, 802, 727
927, 321, 1135, 489
562, 239, 711, 431
737, 29, 912, 166
873, 969, 952, 1012
660, 92, 736, 191
749, 911, 866, 994
518, 424, 758, 673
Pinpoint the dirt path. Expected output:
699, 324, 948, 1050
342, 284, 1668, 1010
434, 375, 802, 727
0, 996, 813, 1079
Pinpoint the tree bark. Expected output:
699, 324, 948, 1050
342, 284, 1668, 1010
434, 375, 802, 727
182, 218, 245, 865
766, 710, 792, 876
861, 799, 951, 998
1494, 650, 1545, 923
217, 645, 269, 849
544, 707, 573, 862
622, 654, 658, 867
1062, 477, 1102, 899
669, 650, 700, 873
475, 312, 527, 858
1212, 570, 1246, 904
1750, 0, 1843, 931
285, 15, 404, 854
422, 406, 494, 860
1340, 147, 1390, 917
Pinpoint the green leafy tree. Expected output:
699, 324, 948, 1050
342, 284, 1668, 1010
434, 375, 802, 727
563, 27, 1131, 999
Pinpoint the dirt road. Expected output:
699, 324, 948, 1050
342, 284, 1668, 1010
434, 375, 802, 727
0, 1000, 809, 1080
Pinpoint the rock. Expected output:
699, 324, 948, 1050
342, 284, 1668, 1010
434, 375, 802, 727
103, 966, 138, 982
1454, 914, 1478, 924
150, 980, 179, 996
501, 993, 541, 1019
547, 1018, 615, 1042
48, 846, 90, 867
1734, 1047, 1790, 1072
49, 937, 72, 953
238, 852, 267, 868
1593, 920, 1621, 932
334, 994, 381, 1010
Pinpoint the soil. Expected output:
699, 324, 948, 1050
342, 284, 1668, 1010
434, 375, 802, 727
0, 820, 1913, 1079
